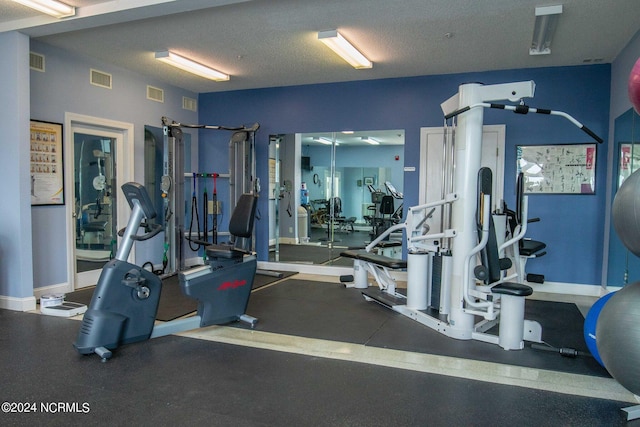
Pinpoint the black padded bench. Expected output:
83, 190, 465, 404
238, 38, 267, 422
340, 249, 407, 270
340, 249, 406, 292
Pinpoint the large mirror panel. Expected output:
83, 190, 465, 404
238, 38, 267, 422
269, 130, 405, 266
607, 108, 640, 286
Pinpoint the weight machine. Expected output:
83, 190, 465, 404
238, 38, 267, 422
343, 81, 602, 350
160, 117, 260, 274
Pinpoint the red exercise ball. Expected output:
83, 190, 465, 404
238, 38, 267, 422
630, 57, 640, 114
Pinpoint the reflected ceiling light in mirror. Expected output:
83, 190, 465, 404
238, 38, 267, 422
362, 137, 380, 145
13, 0, 75, 18
318, 29, 372, 69
313, 137, 333, 145
155, 50, 230, 81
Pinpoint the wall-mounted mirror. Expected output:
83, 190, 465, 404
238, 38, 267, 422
269, 130, 405, 266
607, 107, 640, 286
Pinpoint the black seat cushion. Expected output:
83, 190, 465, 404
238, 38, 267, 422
520, 239, 546, 256
491, 282, 533, 297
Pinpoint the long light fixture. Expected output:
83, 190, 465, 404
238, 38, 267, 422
318, 29, 372, 69
362, 137, 379, 145
313, 137, 333, 145
12, 0, 75, 18
155, 51, 229, 82
529, 5, 563, 56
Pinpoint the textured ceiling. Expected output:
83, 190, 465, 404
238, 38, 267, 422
1, 0, 639, 93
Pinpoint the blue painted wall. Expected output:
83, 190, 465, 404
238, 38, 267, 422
199, 65, 610, 285
28, 40, 198, 290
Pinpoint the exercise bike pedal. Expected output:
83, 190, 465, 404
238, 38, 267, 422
240, 314, 258, 329
94, 346, 112, 362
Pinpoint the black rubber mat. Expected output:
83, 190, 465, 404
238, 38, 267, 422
64, 275, 196, 321
0, 309, 631, 426
253, 270, 297, 289
65, 270, 295, 321
246, 279, 610, 378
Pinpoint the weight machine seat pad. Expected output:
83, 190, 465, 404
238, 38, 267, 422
83, 221, 108, 232
520, 239, 546, 256
341, 249, 407, 269
334, 216, 356, 223
491, 282, 533, 297
376, 240, 402, 248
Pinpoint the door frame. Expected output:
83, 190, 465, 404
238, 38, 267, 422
64, 113, 134, 290
419, 125, 505, 205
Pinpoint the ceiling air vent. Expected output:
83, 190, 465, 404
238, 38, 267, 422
147, 85, 164, 103
182, 96, 197, 112
30, 52, 45, 72
90, 69, 112, 89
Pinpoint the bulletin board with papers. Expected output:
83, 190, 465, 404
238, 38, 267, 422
516, 144, 596, 194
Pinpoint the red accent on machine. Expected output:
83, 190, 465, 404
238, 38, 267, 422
218, 279, 247, 291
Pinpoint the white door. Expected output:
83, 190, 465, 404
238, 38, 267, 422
65, 114, 134, 289
419, 125, 505, 235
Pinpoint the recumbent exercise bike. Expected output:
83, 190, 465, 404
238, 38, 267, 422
74, 182, 258, 361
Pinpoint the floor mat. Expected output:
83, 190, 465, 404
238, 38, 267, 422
65, 275, 196, 321
245, 278, 610, 378
65, 270, 297, 321
253, 270, 297, 289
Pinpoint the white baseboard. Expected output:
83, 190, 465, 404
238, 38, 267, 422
278, 237, 299, 245
529, 281, 614, 297
0, 295, 37, 311
33, 282, 73, 299
258, 261, 352, 277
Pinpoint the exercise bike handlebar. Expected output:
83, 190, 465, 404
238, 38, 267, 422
117, 222, 163, 241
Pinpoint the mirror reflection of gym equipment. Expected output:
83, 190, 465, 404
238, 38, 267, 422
74, 134, 116, 273
607, 107, 640, 287
269, 130, 405, 266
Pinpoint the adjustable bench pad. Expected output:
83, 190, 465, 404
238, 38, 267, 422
341, 249, 407, 269
520, 239, 546, 256
491, 282, 533, 297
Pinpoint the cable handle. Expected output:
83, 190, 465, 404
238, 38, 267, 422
444, 102, 603, 143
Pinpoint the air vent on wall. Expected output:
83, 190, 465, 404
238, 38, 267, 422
182, 96, 197, 112
30, 52, 45, 72
147, 85, 164, 103
90, 69, 112, 89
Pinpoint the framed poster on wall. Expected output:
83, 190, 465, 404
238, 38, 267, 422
30, 120, 65, 205
516, 143, 596, 194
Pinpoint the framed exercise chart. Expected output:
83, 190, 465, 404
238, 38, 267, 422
516, 143, 596, 194
30, 120, 65, 205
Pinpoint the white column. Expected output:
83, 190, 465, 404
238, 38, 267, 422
447, 83, 485, 339
0, 31, 35, 310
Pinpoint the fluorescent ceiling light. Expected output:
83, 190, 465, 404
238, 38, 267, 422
313, 137, 333, 145
362, 137, 379, 145
12, 0, 75, 18
155, 51, 229, 82
318, 30, 372, 69
530, 5, 563, 55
